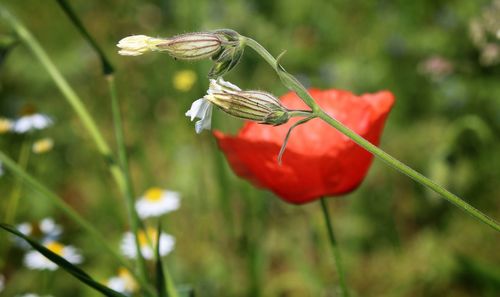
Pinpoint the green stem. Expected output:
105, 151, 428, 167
0, 6, 154, 293
4, 137, 31, 223
108, 74, 149, 283
320, 198, 349, 297
54, 0, 114, 75
245, 36, 500, 232
0, 7, 124, 192
0, 150, 134, 278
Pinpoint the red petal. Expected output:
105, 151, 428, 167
214, 89, 394, 204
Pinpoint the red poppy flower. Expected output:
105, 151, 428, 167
213, 89, 395, 204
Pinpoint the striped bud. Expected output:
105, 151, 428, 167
156, 32, 224, 60
117, 32, 225, 60
205, 78, 290, 125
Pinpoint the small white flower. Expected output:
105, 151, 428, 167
0, 274, 4, 293
135, 187, 180, 219
107, 267, 138, 295
24, 241, 83, 271
185, 98, 213, 134
17, 217, 62, 239
13, 114, 52, 133
120, 228, 175, 260
15, 218, 63, 250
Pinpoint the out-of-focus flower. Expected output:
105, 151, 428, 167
0, 162, 4, 177
469, 0, 500, 66
16, 294, 53, 297
118, 32, 224, 60
135, 187, 180, 219
17, 217, 62, 241
121, 227, 175, 260
418, 55, 454, 80
32, 138, 54, 154
13, 114, 52, 134
0, 117, 13, 134
214, 89, 395, 204
107, 267, 138, 295
173, 70, 197, 92
186, 78, 291, 133
24, 241, 83, 270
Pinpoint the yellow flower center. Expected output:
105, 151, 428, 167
137, 228, 159, 248
46, 241, 64, 256
0, 118, 12, 134
33, 138, 54, 154
117, 267, 138, 292
144, 188, 164, 201
173, 70, 197, 92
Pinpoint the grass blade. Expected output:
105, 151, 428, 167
0, 223, 127, 297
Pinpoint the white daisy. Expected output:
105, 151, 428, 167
120, 228, 175, 260
107, 267, 138, 295
135, 187, 180, 219
24, 241, 83, 271
13, 113, 52, 133
17, 217, 62, 240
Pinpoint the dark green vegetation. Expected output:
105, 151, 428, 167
1, 0, 499, 296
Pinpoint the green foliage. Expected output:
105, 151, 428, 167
0, 0, 499, 296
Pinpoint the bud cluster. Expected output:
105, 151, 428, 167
117, 30, 244, 76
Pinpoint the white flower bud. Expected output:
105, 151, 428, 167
117, 35, 166, 56
205, 78, 290, 125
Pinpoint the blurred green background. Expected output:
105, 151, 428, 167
1, 0, 499, 296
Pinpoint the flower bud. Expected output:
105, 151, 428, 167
205, 78, 290, 125
117, 32, 225, 60
156, 32, 225, 60
117, 35, 166, 56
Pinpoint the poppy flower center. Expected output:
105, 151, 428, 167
144, 188, 163, 201
46, 241, 64, 256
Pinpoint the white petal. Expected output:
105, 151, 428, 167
185, 99, 213, 133
195, 104, 213, 134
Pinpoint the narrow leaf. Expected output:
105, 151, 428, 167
0, 223, 128, 297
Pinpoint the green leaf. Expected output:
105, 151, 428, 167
0, 223, 128, 297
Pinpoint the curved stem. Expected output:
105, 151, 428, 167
320, 198, 349, 297
245, 36, 500, 232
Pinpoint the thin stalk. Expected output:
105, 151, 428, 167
0, 7, 125, 192
320, 198, 349, 297
108, 74, 149, 282
0, 6, 154, 292
244, 36, 500, 232
4, 137, 31, 223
